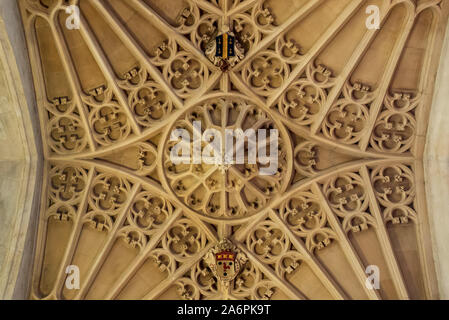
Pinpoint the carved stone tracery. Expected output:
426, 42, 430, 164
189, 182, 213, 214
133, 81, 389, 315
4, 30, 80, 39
20, 0, 447, 300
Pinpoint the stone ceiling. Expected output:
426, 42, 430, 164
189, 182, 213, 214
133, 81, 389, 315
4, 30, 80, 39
18, 0, 449, 300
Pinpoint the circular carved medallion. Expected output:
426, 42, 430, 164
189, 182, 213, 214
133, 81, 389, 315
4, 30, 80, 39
162, 96, 292, 221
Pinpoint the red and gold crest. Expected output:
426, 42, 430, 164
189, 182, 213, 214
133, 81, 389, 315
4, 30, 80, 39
215, 251, 236, 281
204, 239, 247, 285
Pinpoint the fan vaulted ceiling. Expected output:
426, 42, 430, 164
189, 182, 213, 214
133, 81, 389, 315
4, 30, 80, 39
19, 0, 449, 300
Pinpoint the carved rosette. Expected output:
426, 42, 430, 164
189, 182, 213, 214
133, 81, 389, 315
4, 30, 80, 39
162, 96, 292, 221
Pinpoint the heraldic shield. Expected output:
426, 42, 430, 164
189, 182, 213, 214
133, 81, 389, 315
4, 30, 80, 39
205, 27, 245, 71
216, 33, 236, 59
215, 251, 236, 281
204, 239, 248, 285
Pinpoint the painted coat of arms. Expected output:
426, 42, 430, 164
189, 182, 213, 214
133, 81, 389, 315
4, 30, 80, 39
203, 239, 247, 284
205, 26, 245, 71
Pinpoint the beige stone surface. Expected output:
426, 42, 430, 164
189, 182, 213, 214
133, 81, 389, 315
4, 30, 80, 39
4, 0, 449, 300
425, 20, 449, 300
0, 0, 42, 300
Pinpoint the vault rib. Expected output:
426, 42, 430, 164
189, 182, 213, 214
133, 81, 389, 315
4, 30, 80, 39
105, 208, 184, 299
311, 2, 394, 135
233, 211, 270, 242
183, 72, 224, 109
90, 0, 184, 110
359, 166, 410, 299
69, 5, 142, 135
23, 18, 55, 159
257, 158, 414, 215
413, 6, 440, 156
194, 0, 224, 16
217, 223, 233, 240
312, 182, 381, 300
235, 0, 323, 69
45, 99, 199, 161
142, 243, 215, 300
229, 70, 276, 107
267, 209, 347, 300
223, 0, 229, 16
235, 241, 307, 300
229, 71, 414, 160
17, 3, 89, 158
283, 115, 417, 160
78, 159, 170, 198
221, 72, 230, 92
130, 0, 216, 70
50, 14, 97, 151
266, 0, 365, 108
359, 7, 416, 150
227, 0, 259, 17
49, 168, 95, 299
73, 182, 141, 299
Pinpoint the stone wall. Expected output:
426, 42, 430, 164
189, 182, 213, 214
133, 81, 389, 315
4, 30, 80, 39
425, 18, 449, 300
0, 0, 42, 300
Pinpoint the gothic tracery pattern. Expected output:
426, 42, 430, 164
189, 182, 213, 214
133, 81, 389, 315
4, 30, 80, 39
20, 0, 448, 300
